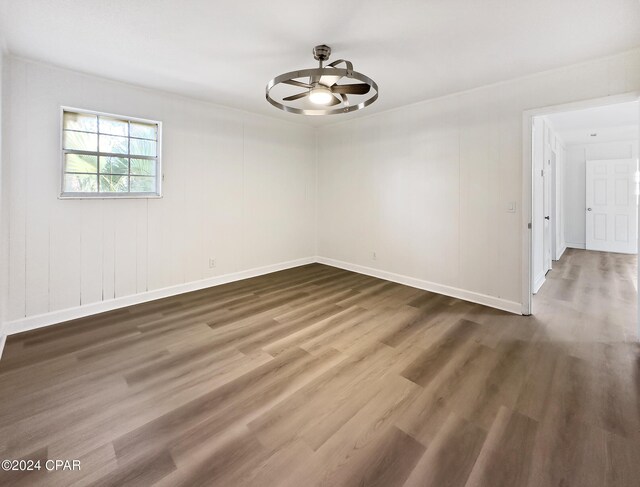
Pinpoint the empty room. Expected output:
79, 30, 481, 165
0, 1, 639, 486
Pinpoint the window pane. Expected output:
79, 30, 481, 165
130, 122, 156, 140
99, 116, 128, 136
61, 111, 160, 197
63, 112, 97, 132
64, 153, 98, 173
99, 134, 128, 154
130, 176, 156, 193
130, 158, 156, 176
100, 174, 129, 192
64, 173, 98, 193
100, 156, 129, 175
63, 130, 98, 151
130, 139, 156, 156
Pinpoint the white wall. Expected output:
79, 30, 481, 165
0, 50, 7, 336
317, 48, 640, 312
564, 140, 639, 248
2, 57, 317, 328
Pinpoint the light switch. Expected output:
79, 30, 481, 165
507, 202, 516, 213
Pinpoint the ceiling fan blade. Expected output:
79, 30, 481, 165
319, 74, 342, 87
282, 79, 312, 89
332, 83, 371, 95
283, 91, 309, 101
328, 94, 341, 106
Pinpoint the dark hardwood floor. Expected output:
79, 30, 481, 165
0, 249, 638, 486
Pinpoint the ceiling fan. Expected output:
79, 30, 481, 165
266, 45, 378, 116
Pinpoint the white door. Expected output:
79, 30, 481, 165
543, 153, 552, 272
546, 151, 558, 266
586, 159, 638, 254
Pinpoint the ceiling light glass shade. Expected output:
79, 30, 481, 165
308, 86, 333, 105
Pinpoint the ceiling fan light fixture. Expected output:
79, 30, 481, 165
266, 44, 378, 116
309, 86, 333, 105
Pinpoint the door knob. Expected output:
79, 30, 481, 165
587, 208, 592, 211
544, 216, 550, 220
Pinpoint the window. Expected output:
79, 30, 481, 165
61, 108, 162, 198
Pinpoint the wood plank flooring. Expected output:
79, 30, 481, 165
0, 248, 638, 486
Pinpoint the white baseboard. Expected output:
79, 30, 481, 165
1, 253, 525, 340
533, 271, 545, 294
3, 257, 315, 336
557, 244, 567, 260
316, 257, 522, 315
566, 242, 586, 250
0, 334, 6, 361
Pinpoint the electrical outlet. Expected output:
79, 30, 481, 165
209, 258, 216, 268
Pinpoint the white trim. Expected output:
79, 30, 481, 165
557, 243, 567, 260
3, 257, 315, 335
0, 335, 6, 361
522, 112, 534, 315
533, 271, 546, 294
565, 242, 586, 250
316, 257, 522, 315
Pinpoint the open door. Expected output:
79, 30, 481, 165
543, 144, 553, 273
586, 159, 638, 254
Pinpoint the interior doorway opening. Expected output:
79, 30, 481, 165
523, 95, 640, 334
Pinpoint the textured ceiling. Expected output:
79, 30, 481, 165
1, 0, 640, 125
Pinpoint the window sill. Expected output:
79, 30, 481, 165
58, 193, 163, 200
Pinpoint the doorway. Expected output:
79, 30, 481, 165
523, 95, 640, 322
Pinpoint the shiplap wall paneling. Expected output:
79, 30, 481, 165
243, 118, 316, 270
135, 200, 148, 295
458, 89, 493, 297
80, 200, 104, 305
7, 58, 27, 320
24, 62, 53, 317
200, 114, 244, 279
3, 57, 317, 325
113, 199, 138, 299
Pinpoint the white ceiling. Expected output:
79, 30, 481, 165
1, 0, 640, 125
546, 101, 640, 145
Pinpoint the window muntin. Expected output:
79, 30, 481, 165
61, 109, 161, 197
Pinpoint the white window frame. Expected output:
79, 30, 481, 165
59, 106, 163, 199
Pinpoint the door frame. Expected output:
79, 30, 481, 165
543, 134, 553, 274
521, 91, 640, 317
550, 148, 558, 260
